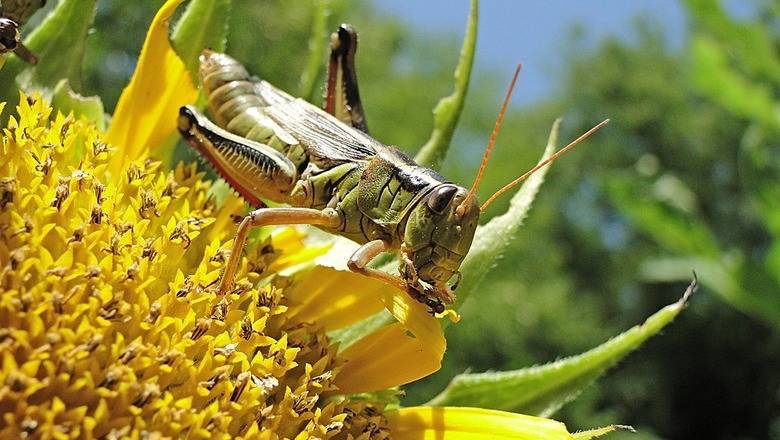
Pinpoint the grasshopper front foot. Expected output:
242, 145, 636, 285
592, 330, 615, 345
405, 284, 446, 315
350, 240, 453, 315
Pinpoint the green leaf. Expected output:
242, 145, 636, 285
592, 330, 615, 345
604, 173, 721, 258
684, 0, 780, 85
51, 79, 105, 131
426, 278, 697, 416
171, 0, 232, 83
297, 0, 331, 101
452, 118, 559, 311
689, 35, 779, 130
0, 0, 98, 113
413, 0, 477, 169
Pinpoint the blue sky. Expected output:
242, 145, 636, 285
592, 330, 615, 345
373, 1, 687, 105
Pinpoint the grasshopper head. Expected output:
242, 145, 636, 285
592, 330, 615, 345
403, 183, 479, 300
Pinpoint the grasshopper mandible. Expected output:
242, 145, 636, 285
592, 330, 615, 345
177, 25, 608, 314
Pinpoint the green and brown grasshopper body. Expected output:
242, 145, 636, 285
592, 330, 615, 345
178, 25, 605, 313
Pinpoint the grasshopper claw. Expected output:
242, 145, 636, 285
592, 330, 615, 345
405, 282, 447, 315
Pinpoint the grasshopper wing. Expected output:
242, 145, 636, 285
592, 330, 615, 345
254, 80, 296, 107
264, 97, 382, 165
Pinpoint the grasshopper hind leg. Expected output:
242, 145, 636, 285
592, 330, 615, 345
324, 24, 369, 134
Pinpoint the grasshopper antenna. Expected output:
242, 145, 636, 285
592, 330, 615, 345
479, 118, 610, 212
457, 64, 522, 217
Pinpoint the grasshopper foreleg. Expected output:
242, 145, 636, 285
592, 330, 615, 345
348, 240, 445, 315
218, 207, 341, 297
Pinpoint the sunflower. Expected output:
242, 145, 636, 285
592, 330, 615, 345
0, 0, 691, 438
0, 93, 615, 439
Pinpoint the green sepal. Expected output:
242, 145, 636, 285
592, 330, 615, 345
426, 278, 697, 416
297, 0, 331, 101
413, 0, 477, 169
328, 308, 394, 350
51, 79, 105, 131
573, 426, 635, 440
171, 0, 232, 84
0, 0, 98, 114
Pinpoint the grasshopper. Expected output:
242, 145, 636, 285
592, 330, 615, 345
177, 25, 607, 313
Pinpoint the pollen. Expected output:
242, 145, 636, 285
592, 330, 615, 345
0, 95, 389, 439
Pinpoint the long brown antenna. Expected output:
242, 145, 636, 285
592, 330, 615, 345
480, 118, 610, 212
456, 64, 522, 217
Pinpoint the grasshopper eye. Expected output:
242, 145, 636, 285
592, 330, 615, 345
427, 185, 458, 214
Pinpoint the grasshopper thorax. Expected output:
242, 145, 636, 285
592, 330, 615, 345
403, 183, 479, 299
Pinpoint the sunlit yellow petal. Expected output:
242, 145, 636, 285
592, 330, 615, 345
105, 0, 197, 175
285, 266, 385, 330
297, 264, 447, 393
334, 321, 443, 394
378, 279, 446, 352
386, 407, 617, 440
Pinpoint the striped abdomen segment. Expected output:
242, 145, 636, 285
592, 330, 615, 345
178, 106, 297, 207
198, 50, 307, 167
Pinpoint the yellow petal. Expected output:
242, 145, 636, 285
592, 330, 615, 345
284, 266, 385, 331
377, 275, 446, 351
105, 0, 197, 175
385, 407, 618, 440
334, 321, 443, 394
318, 265, 445, 393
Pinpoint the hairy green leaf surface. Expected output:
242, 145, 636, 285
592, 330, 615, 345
413, 0, 477, 169
426, 278, 697, 416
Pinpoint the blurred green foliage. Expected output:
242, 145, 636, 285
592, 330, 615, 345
8, 0, 780, 438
